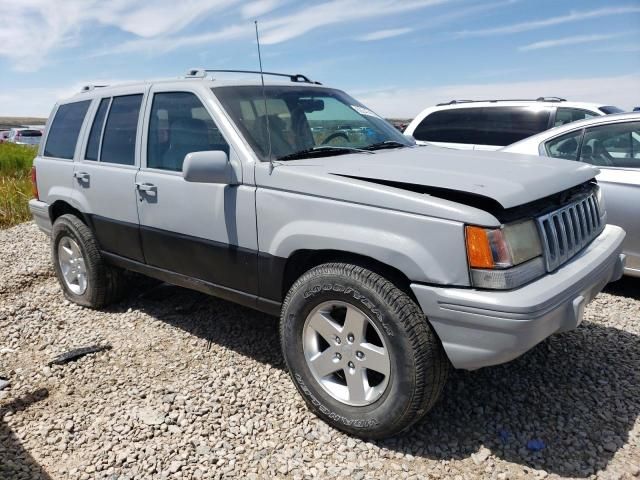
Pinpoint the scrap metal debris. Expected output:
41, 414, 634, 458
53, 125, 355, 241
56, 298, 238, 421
48, 344, 112, 366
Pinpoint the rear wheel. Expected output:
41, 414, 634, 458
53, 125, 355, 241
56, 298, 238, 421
51, 214, 125, 308
280, 263, 448, 439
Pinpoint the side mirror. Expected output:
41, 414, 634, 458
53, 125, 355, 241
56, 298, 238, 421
182, 150, 237, 184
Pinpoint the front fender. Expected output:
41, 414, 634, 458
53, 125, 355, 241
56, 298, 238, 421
257, 189, 470, 286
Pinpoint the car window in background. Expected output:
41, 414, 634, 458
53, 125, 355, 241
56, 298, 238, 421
599, 106, 625, 114
554, 108, 596, 127
147, 91, 229, 172
545, 130, 583, 161
413, 107, 551, 146
19, 130, 42, 137
44, 101, 91, 159
100, 94, 143, 166
580, 121, 640, 168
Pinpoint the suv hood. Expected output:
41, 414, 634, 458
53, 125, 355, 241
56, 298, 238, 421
300, 145, 598, 209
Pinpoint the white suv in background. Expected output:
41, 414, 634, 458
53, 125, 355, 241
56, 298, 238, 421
404, 98, 623, 151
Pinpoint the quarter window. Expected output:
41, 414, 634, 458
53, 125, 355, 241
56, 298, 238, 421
44, 101, 91, 159
545, 131, 583, 161
580, 122, 640, 168
554, 108, 596, 127
100, 94, 143, 166
413, 107, 551, 146
147, 92, 229, 171
85, 98, 110, 161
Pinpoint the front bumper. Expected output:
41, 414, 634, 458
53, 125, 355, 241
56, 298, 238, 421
28, 199, 52, 235
411, 224, 626, 370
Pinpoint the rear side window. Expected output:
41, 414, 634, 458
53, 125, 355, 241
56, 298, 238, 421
100, 94, 143, 165
147, 92, 229, 171
554, 108, 596, 127
85, 98, 110, 161
545, 130, 583, 160
413, 107, 551, 146
44, 101, 91, 159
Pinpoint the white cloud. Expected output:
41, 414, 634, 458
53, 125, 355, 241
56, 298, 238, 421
92, 24, 252, 57
0, 0, 240, 71
593, 43, 640, 53
241, 0, 286, 18
258, 0, 450, 44
455, 6, 640, 37
355, 74, 640, 118
357, 28, 413, 42
519, 33, 628, 51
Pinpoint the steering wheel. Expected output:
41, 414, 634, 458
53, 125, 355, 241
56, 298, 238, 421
322, 132, 350, 146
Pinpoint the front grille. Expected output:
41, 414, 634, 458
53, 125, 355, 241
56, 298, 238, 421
536, 193, 603, 272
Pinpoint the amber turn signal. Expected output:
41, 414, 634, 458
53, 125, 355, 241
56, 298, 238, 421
465, 226, 495, 269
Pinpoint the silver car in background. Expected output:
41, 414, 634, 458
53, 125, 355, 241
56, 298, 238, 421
502, 112, 640, 277
8, 127, 43, 146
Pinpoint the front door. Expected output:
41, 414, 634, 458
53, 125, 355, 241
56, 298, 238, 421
579, 120, 640, 275
135, 87, 258, 294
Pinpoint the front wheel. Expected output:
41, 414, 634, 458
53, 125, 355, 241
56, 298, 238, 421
280, 263, 448, 439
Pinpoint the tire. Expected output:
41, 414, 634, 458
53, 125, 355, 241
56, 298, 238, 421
51, 214, 125, 308
280, 263, 448, 439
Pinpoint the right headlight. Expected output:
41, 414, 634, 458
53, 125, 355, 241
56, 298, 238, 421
465, 220, 545, 289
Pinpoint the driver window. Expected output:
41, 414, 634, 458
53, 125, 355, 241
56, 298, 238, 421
580, 122, 640, 168
147, 92, 229, 172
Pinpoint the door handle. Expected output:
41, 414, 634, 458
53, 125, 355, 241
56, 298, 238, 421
136, 182, 157, 193
73, 171, 90, 181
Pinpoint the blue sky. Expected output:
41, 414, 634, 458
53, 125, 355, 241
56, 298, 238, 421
0, 0, 639, 118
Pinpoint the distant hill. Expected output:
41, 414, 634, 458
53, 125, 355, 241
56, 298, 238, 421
0, 117, 47, 129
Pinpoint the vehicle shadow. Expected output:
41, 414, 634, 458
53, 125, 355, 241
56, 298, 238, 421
121, 282, 639, 478
0, 388, 52, 480
603, 275, 640, 301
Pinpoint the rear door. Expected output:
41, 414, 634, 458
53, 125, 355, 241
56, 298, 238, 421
135, 85, 258, 294
72, 87, 146, 262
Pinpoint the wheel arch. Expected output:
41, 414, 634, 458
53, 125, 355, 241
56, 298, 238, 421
49, 200, 90, 226
281, 249, 417, 303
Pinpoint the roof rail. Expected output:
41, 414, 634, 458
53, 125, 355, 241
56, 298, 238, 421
436, 97, 567, 106
185, 68, 322, 85
80, 85, 108, 93
535, 96, 566, 102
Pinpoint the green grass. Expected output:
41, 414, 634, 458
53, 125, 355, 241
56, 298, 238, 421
0, 143, 37, 228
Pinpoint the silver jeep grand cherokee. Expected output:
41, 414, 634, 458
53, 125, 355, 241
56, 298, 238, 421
29, 69, 626, 439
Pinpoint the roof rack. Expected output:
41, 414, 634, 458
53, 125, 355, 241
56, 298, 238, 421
80, 85, 108, 93
436, 97, 567, 106
185, 68, 322, 85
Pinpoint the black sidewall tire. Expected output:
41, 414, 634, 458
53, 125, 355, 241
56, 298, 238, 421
51, 214, 121, 308
281, 265, 441, 438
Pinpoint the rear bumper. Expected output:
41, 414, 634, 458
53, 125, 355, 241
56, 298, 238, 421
28, 199, 52, 236
411, 224, 626, 370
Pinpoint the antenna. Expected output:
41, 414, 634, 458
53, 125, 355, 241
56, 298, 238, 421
255, 21, 273, 172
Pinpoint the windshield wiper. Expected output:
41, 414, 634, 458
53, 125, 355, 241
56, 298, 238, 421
361, 140, 408, 151
277, 146, 373, 161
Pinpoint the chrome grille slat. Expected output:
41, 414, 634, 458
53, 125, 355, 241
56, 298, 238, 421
536, 193, 603, 272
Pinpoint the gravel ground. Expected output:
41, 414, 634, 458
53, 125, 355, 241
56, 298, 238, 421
1, 221, 639, 480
